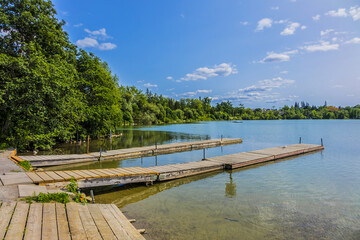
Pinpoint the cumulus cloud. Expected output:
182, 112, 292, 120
326, 8, 348, 17
166, 76, 173, 80
280, 22, 301, 36
320, 29, 334, 36
313, 15, 321, 21
178, 89, 213, 97
76, 37, 98, 48
74, 23, 83, 27
176, 63, 237, 82
76, 28, 117, 50
260, 50, 297, 63
349, 6, 360, 21
240, 21, 249, 25
303, 41, 339, 52
345, 37, 360, 44
256, 18, 273, 31
144, 83, 158, 88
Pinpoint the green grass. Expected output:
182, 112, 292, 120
18, 160, 32, 171
25, 192, 70, 204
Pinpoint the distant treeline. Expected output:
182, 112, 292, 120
0, 0, 359, 150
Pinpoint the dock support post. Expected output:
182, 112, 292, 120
299, 137, 302, 144
155, 139, 157, 151
90, 190, 95, 203
87, 135, 90, 154
221, 135, 223, 141
141, 135, 143, 147
202, 148, 206, 160
321, 138, 323, 146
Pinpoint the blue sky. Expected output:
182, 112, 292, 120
54, 0, 360, 107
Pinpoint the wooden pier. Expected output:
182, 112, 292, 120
0, 201, 145, 239
15, 138, 242, 167
13, 143, 324, 188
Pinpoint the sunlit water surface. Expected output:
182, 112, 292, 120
54, 121, 360, 239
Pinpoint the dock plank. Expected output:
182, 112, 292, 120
99, 204, 131, 239
26, 172, 44, 184
45, 171, 65, 182
66, 202, 87, 240
5, 202, 29, 240
77, 204, 103, 240
87, 204, 117, 240
55, 203, 71, 240
54, 171, 73, 181
42, 203, 58, 240
0, 202, 16, 239
24, 203, 42, 240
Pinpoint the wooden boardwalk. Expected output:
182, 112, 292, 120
0, 201, 144, 240
18, 143, 324, 188
206, 143, 324, 169
16, 138, 242, 167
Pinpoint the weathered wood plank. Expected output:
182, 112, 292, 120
24, 203, 42, 240
44, 171, 65, 182
42, 203, 58, 240
0, 201, 16, 239
98, 204, 131, 239
63, 171, 84, 179
55, 203, 71, 240
66, 202, 87, 240
87, 204, 117, 240
77, 204, 103, 240
26, 172, 44, 183
36, 172, 55, 182
5, 202, 29, 240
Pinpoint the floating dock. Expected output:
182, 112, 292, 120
16, 138, 243, 167
8, 143, 324, 188
0, 202, 145, 239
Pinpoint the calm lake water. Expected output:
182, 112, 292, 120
54, 120, 360, 239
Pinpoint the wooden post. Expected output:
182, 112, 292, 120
87, 135, 90, 154
221, 135, 223, 141
141, 135, 143, 147
90, 190, 95, 203
203, 148, 206, 160
321, 138, 323, 146
155, 154, 158, 166
155, 139, 157, 150
299, 137, 301, 144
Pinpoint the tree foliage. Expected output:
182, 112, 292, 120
1, 1, 359, 151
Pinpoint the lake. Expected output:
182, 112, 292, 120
53, 120, 360, 239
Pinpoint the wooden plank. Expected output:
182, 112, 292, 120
24, 203, 42, 240
55, 203, 71, 240
87, 204, 117, 240
77, 204, 103, 240
45, 171, 65, 182
42, 203, 58, 240
0, 202, 16, 239
80, 170, 100, 178
63, 171, 84, 179
98, 204, 131, 239
95, 169, 118, 177
108, 204, 145, 240
54, 171, 73, 181
66, 202, 87, 240
88, 169, 112, 178
36, 172, 55, 183
72, 170, 93, 178
26, 172, 44, 184
5, 202, 30, 240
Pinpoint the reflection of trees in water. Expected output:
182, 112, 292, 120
225, 172, 236, 198
36, 129, 208, 155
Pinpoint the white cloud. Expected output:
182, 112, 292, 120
178, 89, 213, 97
74, 23, 83, 27
76, 37, 98, 48
271, 6, 279, 10
326, 8, 348, 17
280, 71, 288, 74
144, 83, 158, 88
166, 76, 173, 80
240, 21, 249, 25
320, 29, 334, 36
349, 6, 360, 21
260, 49, 298, 63
280, 22, 301, 36
313, 15, 321, 21
256, 18, 273, 31
176, 63, 237, 82
99, 43, 117, 50
303, 41, 339, 52
345, 37, 360, 44
84, 28, 109, 39
301, 25, 307, 30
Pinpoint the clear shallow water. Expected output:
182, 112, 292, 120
66, 121, 360, 239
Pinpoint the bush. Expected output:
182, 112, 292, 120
25, 192, 70, 204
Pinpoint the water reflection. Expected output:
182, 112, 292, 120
20, 128, 208, 155
225, 171, 236, 198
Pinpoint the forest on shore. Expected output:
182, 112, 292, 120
1, 0, 360, 151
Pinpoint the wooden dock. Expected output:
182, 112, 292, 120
16, 138, 242, 167
0, 201, 145, 239
16, 143, 324, 188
